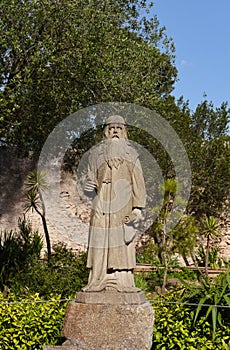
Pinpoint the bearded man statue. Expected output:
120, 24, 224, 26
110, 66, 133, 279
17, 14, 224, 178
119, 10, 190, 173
82, 115, 146, 292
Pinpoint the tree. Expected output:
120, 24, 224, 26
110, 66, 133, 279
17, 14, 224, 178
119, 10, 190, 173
200, 216, 221, 276
188, 99, 230, 218
0, 0, 177, 154
1, 1, 229, 270
150, 178, 200, 291
151, 179, 177, 292
159, 179, 177, 292
24, 170, 51, 261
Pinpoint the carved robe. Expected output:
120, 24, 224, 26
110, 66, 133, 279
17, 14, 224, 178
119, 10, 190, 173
83, 139, 146, 291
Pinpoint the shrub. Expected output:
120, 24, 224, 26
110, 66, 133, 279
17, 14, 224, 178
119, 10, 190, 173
134, 273, 150, 291
0, 217, 42, 291
151, 291, 230, 349
180, 272, 230, 340
11, 243, 89, 298
0, 292, 67, 349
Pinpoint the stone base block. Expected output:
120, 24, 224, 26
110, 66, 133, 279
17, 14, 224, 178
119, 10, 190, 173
75, 290, 146, 304
44, 297, 154, 350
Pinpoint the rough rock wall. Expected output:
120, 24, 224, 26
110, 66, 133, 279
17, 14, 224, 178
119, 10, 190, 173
0, 148, 35, 232
0, 148, 89, 251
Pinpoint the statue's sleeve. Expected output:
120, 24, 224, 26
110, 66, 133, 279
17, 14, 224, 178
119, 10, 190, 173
132, 157, 146, 209
84, 150, 98, 197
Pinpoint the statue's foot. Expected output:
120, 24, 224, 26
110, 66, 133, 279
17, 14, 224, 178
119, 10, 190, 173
82, 284, 104, 292
82, 276, 118, 292
82, 284, 141, 293
121, 286, 142, 293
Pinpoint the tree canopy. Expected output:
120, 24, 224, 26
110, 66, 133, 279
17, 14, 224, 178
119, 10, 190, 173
0, 0, 176, 153
0, 0, 229, 222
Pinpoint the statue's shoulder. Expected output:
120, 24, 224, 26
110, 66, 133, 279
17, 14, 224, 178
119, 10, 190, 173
88, 141, 105, 159
126, 141, 139, 160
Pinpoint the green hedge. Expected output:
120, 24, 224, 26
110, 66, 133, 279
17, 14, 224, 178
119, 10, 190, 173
151, 293, 230, 350
0, 293, 67, 350
1, 291, 230, 350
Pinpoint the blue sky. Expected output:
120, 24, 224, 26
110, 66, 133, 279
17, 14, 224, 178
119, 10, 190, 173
151, 0, 230, 111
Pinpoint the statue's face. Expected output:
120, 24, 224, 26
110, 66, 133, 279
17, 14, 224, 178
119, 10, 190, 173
107, 123, 125, 139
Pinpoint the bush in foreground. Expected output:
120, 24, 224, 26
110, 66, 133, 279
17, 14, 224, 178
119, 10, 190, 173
12, 244, 89, 298
152, 291, 230, 350
1, 289, 230, 349
0, 292, 67, 349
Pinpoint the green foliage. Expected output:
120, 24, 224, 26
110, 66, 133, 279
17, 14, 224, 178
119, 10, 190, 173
24, 170, 47, 211
170, 215, 198, 260
11, 243, 89, 298
150, 190, 198, 265
171, 267, 198, 282
199, 216, 221, 275
1, 0, 229, 247
0, 217, 88, 297
180, 272, 230, 340
195, 245, 222, 268
0, 0, 176, 154
0, 215, 88, 297
136, 239, 197, 292
134, 273, 150, 291
191, 99, 229, 141
24, 170, 51, 260
0, 217, 42, 290
200, 216, 221, 242
149, 179, 199, 291
136, 238, 159, 264
189, 100, 230, 218
0, 292, 67, 349
152, 291, 230, 349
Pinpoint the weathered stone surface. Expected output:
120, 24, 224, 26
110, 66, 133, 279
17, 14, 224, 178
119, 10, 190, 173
0, 150, 89, 252
75, 290, 146, 304
44, 299, 154, 350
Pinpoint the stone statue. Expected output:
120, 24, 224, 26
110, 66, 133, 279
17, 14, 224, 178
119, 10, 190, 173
82, 115, 146, 292
45, 116, 154, 350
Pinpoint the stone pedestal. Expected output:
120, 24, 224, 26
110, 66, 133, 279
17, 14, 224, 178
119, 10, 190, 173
44, 291, 154, 350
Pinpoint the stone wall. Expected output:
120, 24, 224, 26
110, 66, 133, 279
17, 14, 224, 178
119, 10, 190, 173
0, 148, 35, 232
0, 148, 89, 252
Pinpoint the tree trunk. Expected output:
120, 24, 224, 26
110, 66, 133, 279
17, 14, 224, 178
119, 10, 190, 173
182, 254, 190, 266
41, 214, 51, 262
162, 252, 168, 293
161, 224, 168, 293
205, 236, 210, 276
33, 200, 51, 263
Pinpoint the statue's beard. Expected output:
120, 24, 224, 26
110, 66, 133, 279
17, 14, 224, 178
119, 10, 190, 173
104, 138, 128, 169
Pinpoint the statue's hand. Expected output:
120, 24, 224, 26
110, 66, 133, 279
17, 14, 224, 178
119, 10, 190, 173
131, 208, 143, 224
124, 208, 143, 228
84, 180, 97, 194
